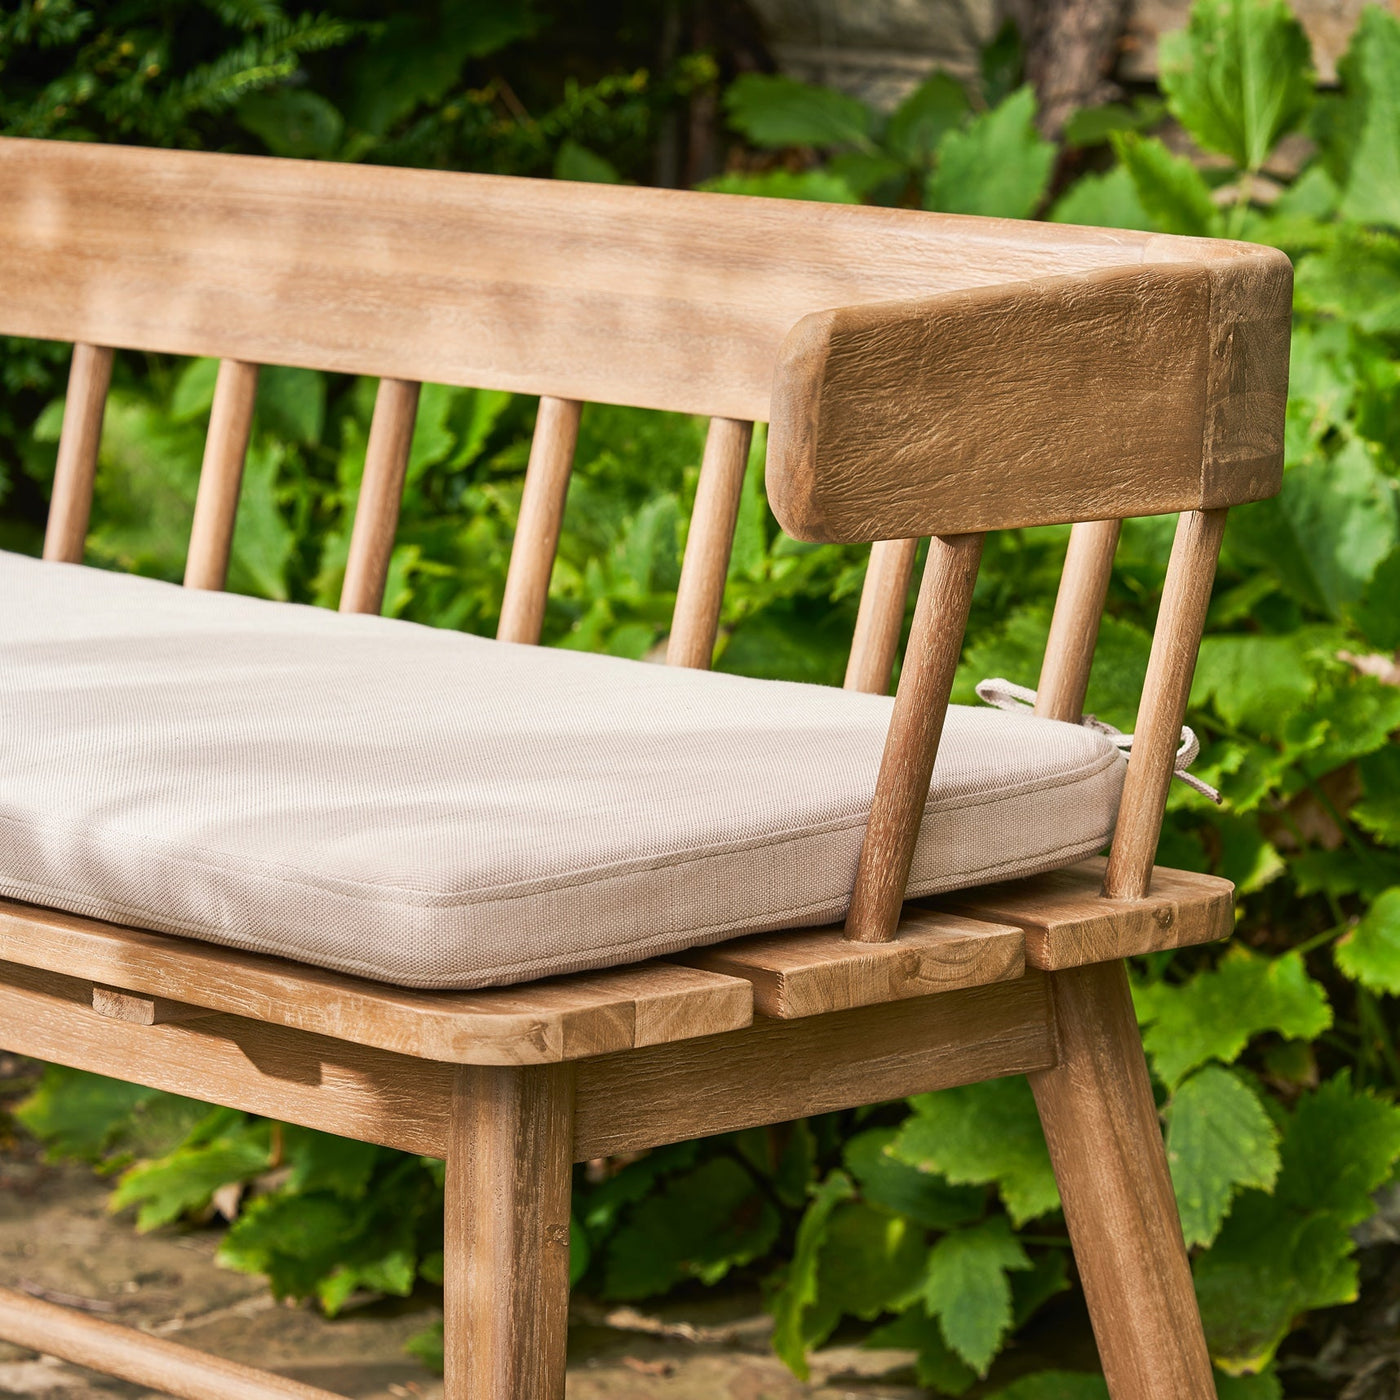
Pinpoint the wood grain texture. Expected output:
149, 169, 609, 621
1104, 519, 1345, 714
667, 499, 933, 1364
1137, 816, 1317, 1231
91, 985, 215, 1025
446, 1065, 574, 1400
933, 858, 1234, 971
498, 396, 582, 645
844, 537, 918, 694
574, 973, 1055, 1160
0, 898, 752, 1066
1104, 508, 1227, 899
0, 1285, 345, 1400
766, 258, 1289, 542
667, 417, 753, 668
1031, 961, 1215, 1399
677, 907, 1023, 1018
42, 342, 111, 564
1, 138, 1280, 423
184, 359, 259, 591
0, 960, 453, 1156
340, 377, 419, 615
846, 533, 983, 942
1036, 518, 1121, 723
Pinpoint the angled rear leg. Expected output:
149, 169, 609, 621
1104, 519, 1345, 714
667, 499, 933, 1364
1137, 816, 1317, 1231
444, 1063, 575, 1400
1030, 959, 1216, 1400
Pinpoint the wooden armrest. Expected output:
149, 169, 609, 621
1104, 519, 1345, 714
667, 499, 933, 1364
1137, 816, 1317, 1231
766, 244, 1291, 542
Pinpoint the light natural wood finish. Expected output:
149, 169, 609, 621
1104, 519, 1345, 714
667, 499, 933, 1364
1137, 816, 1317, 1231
846, 533, 983, 942
498, 396, 582, 644
340, 377, 420, 615
667, 417, 753, 668
2, 139, 1285, 425
934, 857, 1233, 971
1031, 961, 1216, 1400
185, 359, 259, 591
678, 907, 1023, 1018
574, 973, 1054, 1159
1104, 508, 1228, 899
0, 899, 752, 1066
92, 985, 215, 1025
446, 1064, 574, 1400
42, 342, 112, 563
0, 960, 453, 1157
1036, 519, 1121, 723
767, 255, 1291, 542
844, 537, 918, 694
0, 1284, 345, 1400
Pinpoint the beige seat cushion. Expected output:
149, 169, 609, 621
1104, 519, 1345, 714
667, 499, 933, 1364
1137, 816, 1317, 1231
0, 552, 1126, 989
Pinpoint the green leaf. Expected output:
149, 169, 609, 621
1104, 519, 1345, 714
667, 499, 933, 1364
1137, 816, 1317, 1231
256, 366, 325, 445
171, 357, 220, 422
1295, 230, 1400, 334
237, 88, 342, 158
1196, 1075, 1400, 1368
1110, 133, 1220, 236
1217, 1372, 1284, 1400
1135, 947, 1332, 1088
884, 72, 969, 163
14, 1067, 163, 1162
928, 87, 1055, 219
1050, 166, 1153, 231
864, 1309, 978, 1393
601, 1156, 780, 1299
282, 1128, 382, 1200
723, 73, 874, 149
554, 139, 622, 184
112, 1128, 272, 1231
921, 1217, 1032, 1375
698, 169, 860, 203
1336, 888, 1400, 994
771, 1170, 854, 1377
1353, 746, 1400, 846
1191, 632, 1318, 736
1165, 1066, 1281, 1247
1334, 6, 1400, 227
892, 1077, 1058, 1226
1158, 0, 1314, 170
986, 1373, 1108, 1400
844, 1127, 985, 1230
227, 442, 294, 600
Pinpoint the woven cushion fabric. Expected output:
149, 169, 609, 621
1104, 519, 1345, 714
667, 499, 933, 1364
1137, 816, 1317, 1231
0, 552, 1126, 989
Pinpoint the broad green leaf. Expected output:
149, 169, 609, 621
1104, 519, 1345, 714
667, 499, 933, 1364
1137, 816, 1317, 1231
283, 1128, 382, 1200
723, 74, 874, 150
406, 383, 460, 484
1217, 1372, 1284, 1400
228, 442, 294, 600
698, 169, 860, 203
885, 71, 969, 163
1197, 1075, 1400, 1368
1334, 6, 1400, 227
256, 366, 325, 446
1050, 166, 1153, 231
813, 1201, 928, 1325
1295, 230, 1400, 334
1135, 947, 1332, 1088
921, 1217, 1032, 1375
1227, 437, 1400, 618
986, 1374, 1108, 1400
1353, 746, 1400, 846
554, 139, 622, 184
928, 87, 1055, 219
843, 1127, 985, 1230
1191, 632, 1317, 736
1158, 0, 1314, 170
864, 1309, 978, 1393
1336, 887, 1400, 994
14, 1067, 163, 1162
112, 1129, 272, 1231
1063, 97, 1166, 148
770, 1170, 854, 1377
601, 1156, 780, 1299
170, 357, 220, 422
892, 1077, 1059, 1226
1165, 1066, 1281, 1247
237, 88, 343, 159
1111, 132, 1220, 236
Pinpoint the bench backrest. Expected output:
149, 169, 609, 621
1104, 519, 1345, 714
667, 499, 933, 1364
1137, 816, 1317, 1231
1, 137, 1293, 936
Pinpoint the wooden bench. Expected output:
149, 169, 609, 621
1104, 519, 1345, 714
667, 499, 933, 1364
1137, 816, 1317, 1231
0, 136, 1290, 1400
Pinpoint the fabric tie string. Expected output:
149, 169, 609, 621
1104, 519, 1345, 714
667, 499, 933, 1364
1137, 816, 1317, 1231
974, 677, 1222, 805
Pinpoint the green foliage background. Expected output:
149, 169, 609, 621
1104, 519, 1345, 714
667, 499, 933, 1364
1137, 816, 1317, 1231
3, 1, 1400, 1394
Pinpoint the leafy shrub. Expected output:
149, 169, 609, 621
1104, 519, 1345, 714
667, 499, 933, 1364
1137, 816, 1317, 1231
4, 0, 1400, 1395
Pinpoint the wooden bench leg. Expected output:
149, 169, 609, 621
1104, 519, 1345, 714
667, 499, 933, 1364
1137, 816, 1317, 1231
1030, 960, 1216, 1400
444, 1063, 575, 1400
